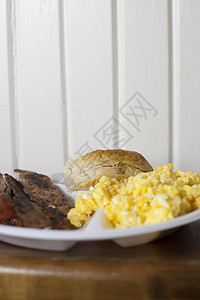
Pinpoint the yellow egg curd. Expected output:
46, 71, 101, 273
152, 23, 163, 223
67, 164, 200, 228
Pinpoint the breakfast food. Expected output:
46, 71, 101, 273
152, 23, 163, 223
0, 174, 22, 227
63, 149, 153, 191
15, 169, 74, 229
68, 164, 200, 228
3, 174, 50, 228
0, 173, 7, 193
0, 173, 22, 226
0, 170, 75, 229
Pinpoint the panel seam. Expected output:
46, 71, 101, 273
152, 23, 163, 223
58, 0, 69, 164
171, 0, 181, 168
111, 0, 119, 148
6, 0, 19, 169
168, 0, 174, 164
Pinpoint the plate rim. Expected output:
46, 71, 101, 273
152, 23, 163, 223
0, 208, 199, 241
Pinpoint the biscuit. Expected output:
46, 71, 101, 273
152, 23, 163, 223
63, 149, 153, 191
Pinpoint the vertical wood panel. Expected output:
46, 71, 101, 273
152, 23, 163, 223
1, 0, 199, 173
117, 0, 170, 169
63, 0, 115, 160
15, 0, 65, 173
0, 0, 14, 173
173, 0, 200, 172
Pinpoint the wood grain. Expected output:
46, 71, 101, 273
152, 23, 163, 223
0, 220, 199, 299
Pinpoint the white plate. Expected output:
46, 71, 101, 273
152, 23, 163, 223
0, 175, 200, 251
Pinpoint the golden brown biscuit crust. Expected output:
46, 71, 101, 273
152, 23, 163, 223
64, 149, 153, 191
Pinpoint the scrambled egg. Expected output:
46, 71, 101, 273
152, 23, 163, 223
67, 164, 200, 228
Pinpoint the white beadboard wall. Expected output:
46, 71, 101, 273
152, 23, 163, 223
0, 0, 200, 174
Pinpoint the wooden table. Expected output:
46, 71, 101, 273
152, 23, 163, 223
0, 220, 199, 300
